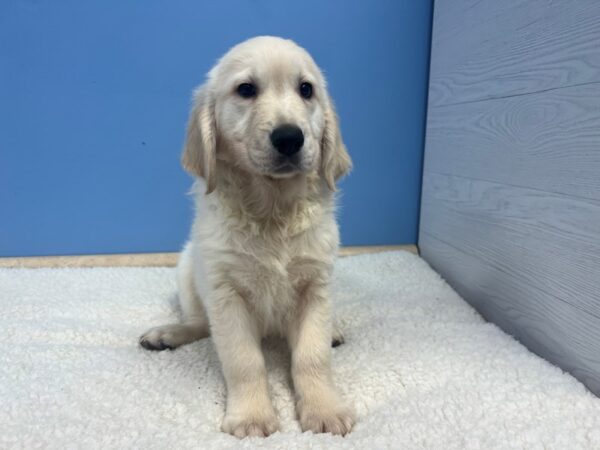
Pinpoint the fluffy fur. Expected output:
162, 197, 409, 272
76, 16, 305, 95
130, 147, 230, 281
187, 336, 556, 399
139, 36, 354, 438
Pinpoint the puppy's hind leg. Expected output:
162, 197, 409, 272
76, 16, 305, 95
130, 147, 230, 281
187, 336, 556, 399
139, 243, 210, 351
332, 323, 345, 348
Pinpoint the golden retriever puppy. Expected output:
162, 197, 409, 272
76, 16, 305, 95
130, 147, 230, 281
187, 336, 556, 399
140, 36, 354, 438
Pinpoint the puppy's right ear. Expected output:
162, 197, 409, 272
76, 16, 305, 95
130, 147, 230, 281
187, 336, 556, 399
181, 85, 217, 194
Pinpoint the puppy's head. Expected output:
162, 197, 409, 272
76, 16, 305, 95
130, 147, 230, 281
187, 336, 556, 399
182, 36, 351, 193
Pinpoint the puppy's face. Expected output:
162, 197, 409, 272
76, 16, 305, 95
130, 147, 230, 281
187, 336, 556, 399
183, 36, 351, 193
212, 38, 325, 177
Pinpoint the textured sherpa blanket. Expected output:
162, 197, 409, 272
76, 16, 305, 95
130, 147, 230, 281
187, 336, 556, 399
2, 251, 600, 449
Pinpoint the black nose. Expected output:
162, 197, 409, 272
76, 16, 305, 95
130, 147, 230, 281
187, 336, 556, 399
270, 124, 304, 156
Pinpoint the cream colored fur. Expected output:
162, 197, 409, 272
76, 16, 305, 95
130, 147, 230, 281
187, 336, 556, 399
140, 36, 354, 438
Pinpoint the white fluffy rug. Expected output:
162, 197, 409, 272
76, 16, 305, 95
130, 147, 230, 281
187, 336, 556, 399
2, 251, 600, 449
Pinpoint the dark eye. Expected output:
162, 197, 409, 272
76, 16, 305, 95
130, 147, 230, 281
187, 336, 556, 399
236, 83, 257, 98
299, 82, 313, 99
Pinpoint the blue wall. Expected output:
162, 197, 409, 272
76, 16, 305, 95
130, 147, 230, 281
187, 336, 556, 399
0, 0, 433, 257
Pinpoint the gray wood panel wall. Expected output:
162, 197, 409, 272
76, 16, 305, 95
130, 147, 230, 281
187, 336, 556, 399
419, 0, 600, 395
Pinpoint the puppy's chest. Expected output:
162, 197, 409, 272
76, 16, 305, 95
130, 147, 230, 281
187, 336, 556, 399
199, 192, 337, 333
236, 245, 324, 327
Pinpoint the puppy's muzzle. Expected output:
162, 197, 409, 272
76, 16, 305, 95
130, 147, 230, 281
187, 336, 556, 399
270, 124, 304, 156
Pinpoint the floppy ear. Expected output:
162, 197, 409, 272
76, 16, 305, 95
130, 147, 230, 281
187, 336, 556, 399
181, 85, 217, 193
321, 97, 352, 190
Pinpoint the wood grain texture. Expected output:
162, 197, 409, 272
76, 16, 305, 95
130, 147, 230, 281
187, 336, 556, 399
429, 0, 600, 106
419, 232, 600, 395
0, 245, 418, 268
421, 172, 600, 319
424, 82, 600, 200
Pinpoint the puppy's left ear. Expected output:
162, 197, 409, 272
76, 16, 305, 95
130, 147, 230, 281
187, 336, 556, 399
321, 96, 352, 190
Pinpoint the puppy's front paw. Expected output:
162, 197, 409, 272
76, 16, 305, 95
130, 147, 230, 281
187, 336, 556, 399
299, 400, 355, 436
222, 412, 279, 438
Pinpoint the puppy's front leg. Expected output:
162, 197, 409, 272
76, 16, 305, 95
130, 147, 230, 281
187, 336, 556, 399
210, 286, 278, 438
289, 284, 355, 435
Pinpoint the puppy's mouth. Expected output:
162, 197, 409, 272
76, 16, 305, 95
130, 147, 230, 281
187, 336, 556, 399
266, 161, 301, 178
248, 152, 304, 177
274, 160, 300, 173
